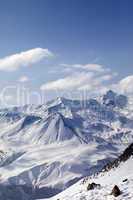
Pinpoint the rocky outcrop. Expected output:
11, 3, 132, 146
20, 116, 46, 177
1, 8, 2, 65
87, 182, 100, 191
111, 185, 121, 197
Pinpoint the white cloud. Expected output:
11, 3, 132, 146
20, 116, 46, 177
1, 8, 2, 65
40, 70, 115, 93
98, 74, 114, 81
60, 63, 109, 72
0, 48, 53, 72
78, 74, 113, 91
18, 76, 29, 82
41, 61, 117, 95
40, 72, 94, 90
116, 75, 133, 94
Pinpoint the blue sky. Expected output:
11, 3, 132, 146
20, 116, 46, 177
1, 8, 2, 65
0, 0, 132, 106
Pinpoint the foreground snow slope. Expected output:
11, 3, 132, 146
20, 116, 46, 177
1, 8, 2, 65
50, 156, 133, 200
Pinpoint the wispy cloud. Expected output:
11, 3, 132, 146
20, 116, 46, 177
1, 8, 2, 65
0, 48, 53, 72
40, 72, 94, 90
60, 63, 109, 72
18, 76, 29, 83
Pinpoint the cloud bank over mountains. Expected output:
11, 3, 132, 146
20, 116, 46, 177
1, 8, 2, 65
40, 63, 116, 95
40, 61, 133, 96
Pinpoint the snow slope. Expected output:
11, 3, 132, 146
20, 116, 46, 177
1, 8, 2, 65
51, 156, 133, 200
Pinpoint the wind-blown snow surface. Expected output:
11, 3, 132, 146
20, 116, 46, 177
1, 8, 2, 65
0, 91, 132, 199
51, 157, 133, 200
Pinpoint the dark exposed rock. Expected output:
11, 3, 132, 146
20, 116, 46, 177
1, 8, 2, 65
123, 178, 128, 182
111, 185, 121, 197
87, 182, 100, 191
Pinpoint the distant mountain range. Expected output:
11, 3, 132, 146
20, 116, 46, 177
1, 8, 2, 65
0, 90, 132, 199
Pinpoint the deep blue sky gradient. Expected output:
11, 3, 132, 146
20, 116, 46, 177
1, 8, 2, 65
0, 0, 132, 88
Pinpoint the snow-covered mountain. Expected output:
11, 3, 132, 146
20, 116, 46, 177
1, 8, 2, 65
0, 90, 132, 199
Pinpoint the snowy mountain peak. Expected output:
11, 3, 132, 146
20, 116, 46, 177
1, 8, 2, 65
103, 90, 128, 108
